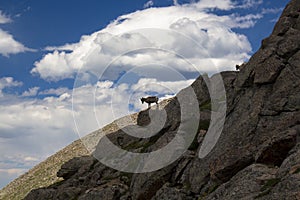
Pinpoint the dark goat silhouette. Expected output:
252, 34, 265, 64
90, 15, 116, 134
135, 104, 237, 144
141, 96, 159, 108
236, 62, 247, 71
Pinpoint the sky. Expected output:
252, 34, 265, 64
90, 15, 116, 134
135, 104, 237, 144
0, 0, 289, 189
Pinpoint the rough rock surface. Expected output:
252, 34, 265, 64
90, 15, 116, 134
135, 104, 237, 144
25, 0, 300, 199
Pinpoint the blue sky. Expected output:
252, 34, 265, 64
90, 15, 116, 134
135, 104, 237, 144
0, 0, 289, 189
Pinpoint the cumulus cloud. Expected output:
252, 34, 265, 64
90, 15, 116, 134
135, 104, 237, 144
31, 50, 76, 81
31, 1, 261, 81
0, 29, 34, 56
0, 10, 35, 56
131, 78, 194, 94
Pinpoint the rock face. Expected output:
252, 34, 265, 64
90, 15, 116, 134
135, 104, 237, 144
25, 0, 300, 199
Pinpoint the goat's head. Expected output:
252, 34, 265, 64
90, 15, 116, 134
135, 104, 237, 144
140, 97, 145, 104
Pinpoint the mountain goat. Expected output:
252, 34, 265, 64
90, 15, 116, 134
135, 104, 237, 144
236, 62, 247, 71
140, 96, 159, 108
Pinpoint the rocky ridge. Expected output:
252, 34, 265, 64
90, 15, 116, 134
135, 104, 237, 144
17, 0, 300, 199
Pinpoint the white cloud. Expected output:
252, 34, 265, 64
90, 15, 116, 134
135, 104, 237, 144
31, 50, 76, 81
261, 7, 283, 15
0, 93, 77, 175
24, 156, 39, 162
173, 0, 179, 6
39, 87, 70, 96
0, 10, 35, 56
229, 14, 263, 28
0, 155, 41, 170
131, 78, 194, 94
0, 98, 73, 138
0, 168, 26, 175
0, 77, 22, 96
236, 0, 263, 9
0, 77, 22, 89
44, 43, 77, 51
0, 29, 35, 57
32, 2, 258, 81
144, 0, 154, 8
0, 11, 12, 24
193, 0, 234, 10
22, 87, 39, 97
